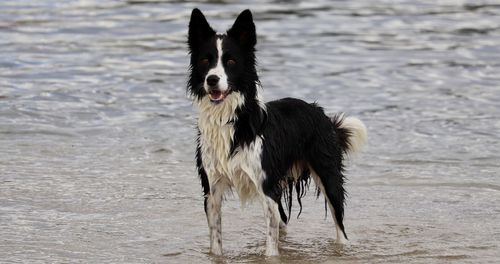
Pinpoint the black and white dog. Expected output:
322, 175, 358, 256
187, 8, 367, 256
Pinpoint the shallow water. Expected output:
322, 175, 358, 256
1, 0, 500, 263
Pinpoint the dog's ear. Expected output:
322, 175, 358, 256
188, 8, 215, 52
227, 9, 256, 49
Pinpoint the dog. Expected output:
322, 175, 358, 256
187, 8, 367, 256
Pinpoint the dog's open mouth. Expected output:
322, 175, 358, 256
208, 89, 230, 103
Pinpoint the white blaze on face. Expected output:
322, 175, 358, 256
205, 37, 229, 93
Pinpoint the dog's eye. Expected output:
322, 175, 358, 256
227, 59, 236, 66
200, 58, 209, 66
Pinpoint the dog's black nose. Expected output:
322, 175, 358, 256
206, 75, 220, 87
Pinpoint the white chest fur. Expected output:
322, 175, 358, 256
197, 93, 264, 203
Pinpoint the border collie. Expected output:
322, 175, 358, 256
187, 8, 367, 256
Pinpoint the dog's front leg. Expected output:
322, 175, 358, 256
261, 195, 280, 256
206, 184, 224, 255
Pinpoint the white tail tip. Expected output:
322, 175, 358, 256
340, 116, 367, 157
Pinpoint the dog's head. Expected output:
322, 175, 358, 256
187, 9, 258, 104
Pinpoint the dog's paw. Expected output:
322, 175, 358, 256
265, 245, 279, 257
209, 245, 223, 256
335, 235, 348, 245
279, 221, 287, 234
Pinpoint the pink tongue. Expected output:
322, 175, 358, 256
209, 90, 223, 100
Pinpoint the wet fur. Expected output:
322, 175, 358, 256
188, 8, 367, 256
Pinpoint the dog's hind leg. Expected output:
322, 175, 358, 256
277, 200, 288, 233
309, 163, 348, 244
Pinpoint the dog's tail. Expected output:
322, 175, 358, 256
331, 113, 367, 158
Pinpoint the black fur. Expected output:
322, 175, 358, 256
258, 99, 349, 239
